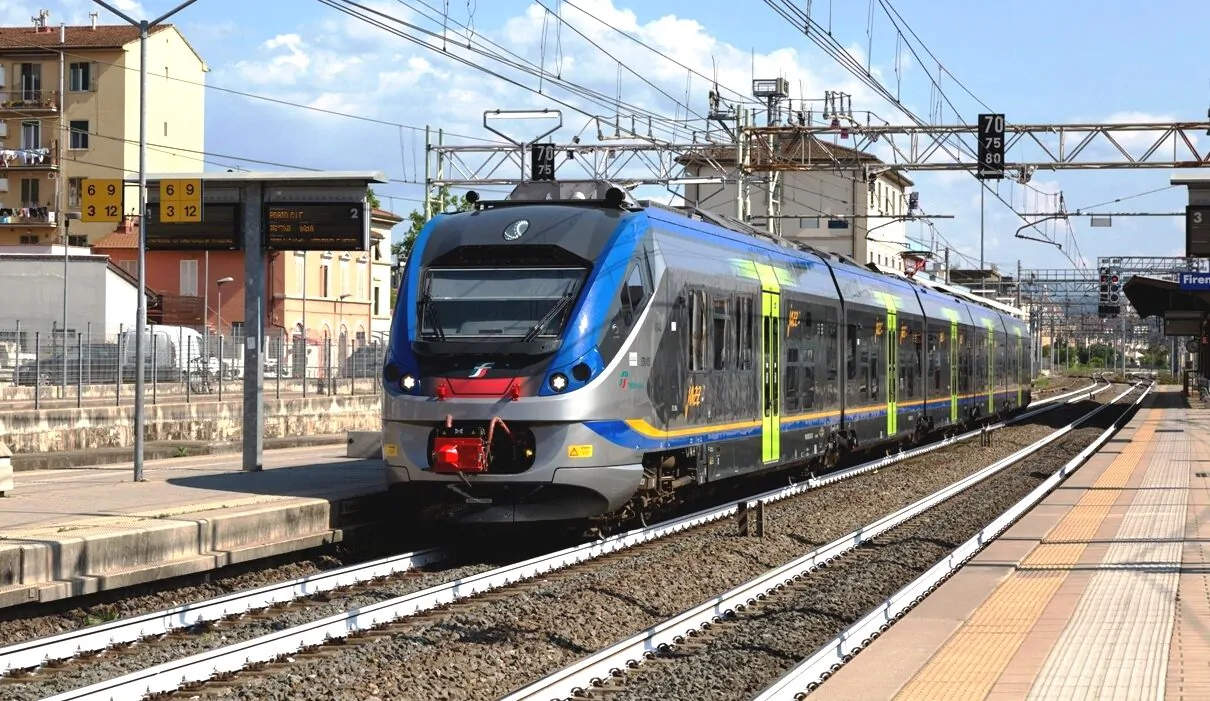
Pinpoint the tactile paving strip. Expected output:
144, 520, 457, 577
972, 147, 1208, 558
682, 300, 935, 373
1026, 424, 1187, 701
892, 411, 1161, 701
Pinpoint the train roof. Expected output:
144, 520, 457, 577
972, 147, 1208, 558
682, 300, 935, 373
469, 180, 1025, 321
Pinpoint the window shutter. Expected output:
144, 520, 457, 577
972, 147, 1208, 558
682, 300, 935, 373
90, 62, 98, 92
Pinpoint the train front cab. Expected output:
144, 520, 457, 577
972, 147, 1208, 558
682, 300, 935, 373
380, 197, 660, 524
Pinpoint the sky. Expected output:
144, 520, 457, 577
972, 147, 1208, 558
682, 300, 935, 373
4, 0, 1207, 274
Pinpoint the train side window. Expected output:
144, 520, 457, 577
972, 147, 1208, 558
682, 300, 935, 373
689, 289, 708, 372
620, 264, 646, 325
784, 347, 800, 412
846, 323, 858, 381
734, 295, 753, 370
712, 297, 729, 370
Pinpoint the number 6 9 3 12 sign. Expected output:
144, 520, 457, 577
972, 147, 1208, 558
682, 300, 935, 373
262, 202, 369, 251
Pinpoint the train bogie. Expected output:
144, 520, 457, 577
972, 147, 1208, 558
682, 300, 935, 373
381, 181, 1034, 531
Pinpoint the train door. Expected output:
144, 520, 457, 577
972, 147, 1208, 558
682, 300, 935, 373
1015, 333, 1024, 407
886, 310, 898, 435
761, 290, 781, 464
949, 319, 959, 423
986, 326, 996, 414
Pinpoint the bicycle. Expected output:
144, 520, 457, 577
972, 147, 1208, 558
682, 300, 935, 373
187, 356, 220, 395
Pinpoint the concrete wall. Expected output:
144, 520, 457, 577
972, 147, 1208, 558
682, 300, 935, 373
0, 393, 382, 453
0, 251, 134, 335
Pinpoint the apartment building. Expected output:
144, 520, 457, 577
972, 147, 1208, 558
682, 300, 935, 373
678, 136, 916, 271
0, 10, 206, 246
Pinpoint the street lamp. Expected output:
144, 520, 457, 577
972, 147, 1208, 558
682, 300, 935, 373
60, 210, 82, 391
215, 276, 234, 335
215, 276, 233, 383
337, 293, 351, 391
91, 0, 200, 484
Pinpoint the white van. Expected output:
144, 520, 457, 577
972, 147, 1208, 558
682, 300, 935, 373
119, 325, 205, 381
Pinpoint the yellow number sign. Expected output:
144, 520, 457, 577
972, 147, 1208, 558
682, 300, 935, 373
159, 178, 203, 223
81, 178, 122, 222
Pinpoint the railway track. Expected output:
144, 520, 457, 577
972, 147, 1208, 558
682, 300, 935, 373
498, 381, 1149, 701
0, 380, 1107, 701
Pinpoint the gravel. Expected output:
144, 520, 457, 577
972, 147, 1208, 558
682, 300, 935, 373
123, 390, 1123, 701
606, 391, 1134, 701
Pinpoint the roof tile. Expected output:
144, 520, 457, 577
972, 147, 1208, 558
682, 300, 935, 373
92, 230, 138, 249
0, 24, 171, 50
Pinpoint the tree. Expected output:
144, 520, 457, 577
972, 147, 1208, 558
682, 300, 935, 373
390, 186, 472, 264
366, 187, 382, 210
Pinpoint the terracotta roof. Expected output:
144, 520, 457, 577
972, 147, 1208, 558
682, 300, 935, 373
372, 208, 404, 223
92, 230, 138, 249
677, 134, 914, 187
0, 24, 172, 50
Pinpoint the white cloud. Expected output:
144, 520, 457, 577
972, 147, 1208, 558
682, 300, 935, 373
200, 0, 1186, 273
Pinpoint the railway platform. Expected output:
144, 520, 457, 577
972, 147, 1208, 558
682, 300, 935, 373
0, 445, 387, 609
811, 384, 1208, 700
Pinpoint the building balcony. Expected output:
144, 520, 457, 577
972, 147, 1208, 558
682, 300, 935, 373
0, 207, 55, 226
0, 90, 59, 113
0, 147, 55, 170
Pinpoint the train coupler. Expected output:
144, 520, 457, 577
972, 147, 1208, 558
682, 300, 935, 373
432, 436, 489, 474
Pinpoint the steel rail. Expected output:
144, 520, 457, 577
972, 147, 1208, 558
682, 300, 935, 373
0, 549, 449, 675
751, 381, 1153, 701
496, 381, 1137, 701
3, 379, 1096, 678
23, 381, 1101, 698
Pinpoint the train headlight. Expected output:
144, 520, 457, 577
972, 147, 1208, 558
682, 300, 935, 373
549, 373, 569, 392
401, 374, 417, 391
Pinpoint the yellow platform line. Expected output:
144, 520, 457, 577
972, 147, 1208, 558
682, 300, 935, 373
892, 410, 1161, 701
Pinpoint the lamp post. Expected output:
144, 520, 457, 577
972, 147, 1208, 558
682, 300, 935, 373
60, 210, 81, 391
215, 276, 234, 335
216, 276, 233, 378
91, 0, 200, 483
337, 293, 350, 392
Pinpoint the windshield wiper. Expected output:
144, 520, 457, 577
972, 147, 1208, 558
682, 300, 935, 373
523, 292, 575, 342
419, 292, 446, 341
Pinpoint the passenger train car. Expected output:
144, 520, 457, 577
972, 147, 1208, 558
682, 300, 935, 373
382, 181, 1032, 530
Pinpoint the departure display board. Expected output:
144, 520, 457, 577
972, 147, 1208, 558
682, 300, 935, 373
144, 202, 242, 251
263, 202, 368, 251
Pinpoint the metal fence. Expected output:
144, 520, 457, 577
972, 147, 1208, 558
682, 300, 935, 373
0, 324, 385, 410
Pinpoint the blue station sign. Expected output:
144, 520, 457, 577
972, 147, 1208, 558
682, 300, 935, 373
1178, 272, 1210, 291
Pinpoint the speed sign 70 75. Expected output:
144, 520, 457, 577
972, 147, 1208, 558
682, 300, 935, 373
977, 113, 1005, 180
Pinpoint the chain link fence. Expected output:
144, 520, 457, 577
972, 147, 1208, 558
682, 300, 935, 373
0, 322, 385, 410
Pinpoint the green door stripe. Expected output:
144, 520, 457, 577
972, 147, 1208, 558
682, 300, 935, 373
949, 319, 959, 422
887, 310, 898, 436
760, 289, 780, 463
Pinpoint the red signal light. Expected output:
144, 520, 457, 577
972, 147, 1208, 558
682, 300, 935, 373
1111, 275, 1119, 284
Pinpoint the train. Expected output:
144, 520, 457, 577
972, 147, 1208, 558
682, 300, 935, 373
381, 180, 1033, 533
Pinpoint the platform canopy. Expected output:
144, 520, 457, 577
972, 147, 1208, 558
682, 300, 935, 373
1124, 275, 1210, 318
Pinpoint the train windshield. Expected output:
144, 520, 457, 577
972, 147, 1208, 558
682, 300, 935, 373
419, 266, 586, 342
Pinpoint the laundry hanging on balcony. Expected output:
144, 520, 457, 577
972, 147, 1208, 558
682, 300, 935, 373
0, 148, 50, 166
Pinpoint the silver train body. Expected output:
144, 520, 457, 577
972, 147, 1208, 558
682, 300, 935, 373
381, 182, 1033, 526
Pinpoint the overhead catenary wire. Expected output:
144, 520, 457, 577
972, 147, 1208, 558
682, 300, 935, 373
339, 0, 717, 143
762, 0, 1080, 268
0, 28, 504, 145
